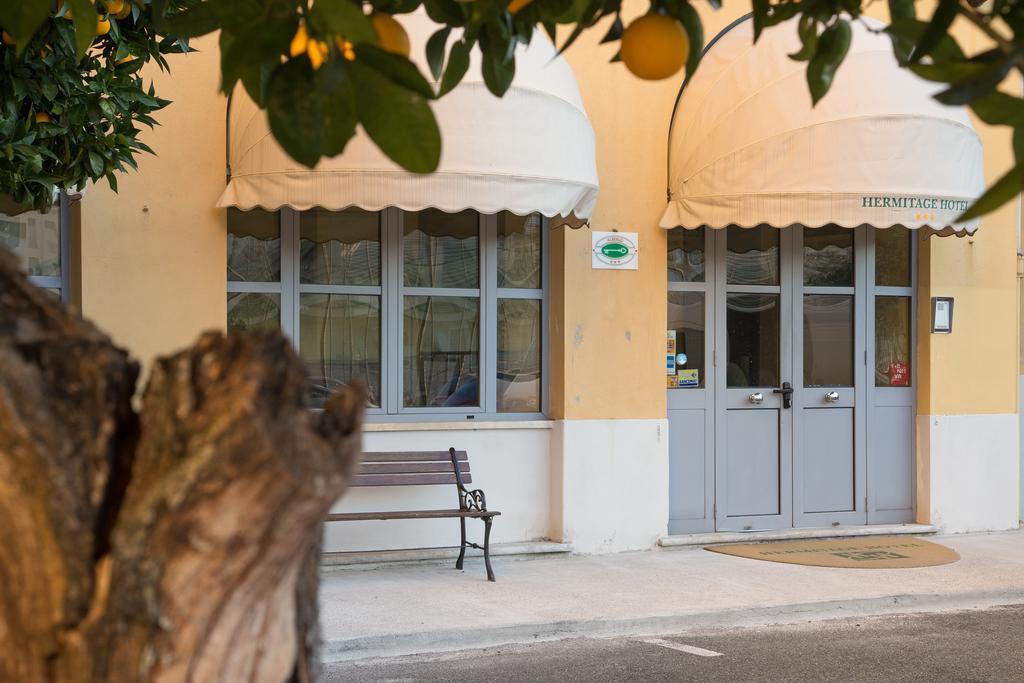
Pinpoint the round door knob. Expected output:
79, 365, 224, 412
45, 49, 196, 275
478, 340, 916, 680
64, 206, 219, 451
749, 392, 764, 404
825, 391, 840, 403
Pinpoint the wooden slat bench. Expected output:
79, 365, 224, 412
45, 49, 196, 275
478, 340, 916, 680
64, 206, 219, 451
327, 448, 501, 581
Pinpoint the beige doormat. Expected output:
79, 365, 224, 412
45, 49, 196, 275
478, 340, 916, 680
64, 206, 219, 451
706, 535, 959, 568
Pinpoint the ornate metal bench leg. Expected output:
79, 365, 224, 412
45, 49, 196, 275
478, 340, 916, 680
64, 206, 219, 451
483, 516, 495, 582
456, 516, 467, 570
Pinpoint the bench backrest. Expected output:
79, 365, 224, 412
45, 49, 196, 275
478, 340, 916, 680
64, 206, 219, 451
352, 451, 471, 487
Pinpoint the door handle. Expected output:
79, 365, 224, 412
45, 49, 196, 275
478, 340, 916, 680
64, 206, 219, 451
772, 381, 794, 409
748, 392, 764, 405
824, 391, 840, 403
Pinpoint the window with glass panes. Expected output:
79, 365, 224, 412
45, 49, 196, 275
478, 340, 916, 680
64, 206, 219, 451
0, 194, 71, 301
227, 207, 546, 418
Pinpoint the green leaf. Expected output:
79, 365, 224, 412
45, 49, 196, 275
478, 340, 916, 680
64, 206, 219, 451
69, 0, 99, 59
220, 17, 297, 95
439, 39, 470, 96
600, 15, 623, 44
481, 49, 515, 97
424, 0, 464, 26
240, 63, 274, 108
789, 15, 817, 62
308, 0, 375, 45
958, 163, 1023, 222
349, 60, 441, 173
970, 92, 1024, 128
806, 19, 852, 105
910, 61, 995, 84
0, 0, 51, 52
935, 59, 1013, 106
265, 58, 358, 167
159, 0, 242, 38
674, 1, 703, 84
910, 0, 959, 63
87, 150, 104, 176
751, 0, 769, 41
356, 43, 436, 99
426, 27, 451, 81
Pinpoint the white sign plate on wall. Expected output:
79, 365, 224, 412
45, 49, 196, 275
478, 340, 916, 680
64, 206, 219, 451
592, 231, 639, 270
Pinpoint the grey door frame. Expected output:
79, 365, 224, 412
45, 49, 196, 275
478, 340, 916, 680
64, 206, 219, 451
666, 225, 917, 534
666, 228, 716, 534
865, 229, 918, 524
713, 227, 795, 531
791, 226, 868, 528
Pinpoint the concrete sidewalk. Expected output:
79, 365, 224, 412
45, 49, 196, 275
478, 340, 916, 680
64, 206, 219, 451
319, 530, 1024, 662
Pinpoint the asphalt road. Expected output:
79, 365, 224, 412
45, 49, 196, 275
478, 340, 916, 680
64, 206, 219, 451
321, 605, 1024, 682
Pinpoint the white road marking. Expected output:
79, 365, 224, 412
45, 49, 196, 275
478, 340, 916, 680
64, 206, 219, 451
640, 638, 723, 658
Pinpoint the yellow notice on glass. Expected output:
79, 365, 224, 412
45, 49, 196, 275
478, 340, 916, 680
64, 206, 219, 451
677, 369, 699, 387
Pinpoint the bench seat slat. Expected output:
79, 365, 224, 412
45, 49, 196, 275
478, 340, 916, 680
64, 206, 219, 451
327, 509, 501, 521
351, 472, 472, 487
358, 461, 470, 475
360, 451, 468, 463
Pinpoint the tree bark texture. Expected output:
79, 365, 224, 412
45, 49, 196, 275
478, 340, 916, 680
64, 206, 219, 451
0, 248, 363, 683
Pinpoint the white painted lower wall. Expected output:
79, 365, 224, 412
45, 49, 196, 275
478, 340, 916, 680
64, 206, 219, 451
550, 418, 669, 554
323, 422, 552, 553
919, 413, 1020, 533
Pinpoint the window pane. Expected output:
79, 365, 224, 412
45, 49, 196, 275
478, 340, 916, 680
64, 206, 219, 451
727, 226, 779, 285
876, 296, 912, 387
403, 296, 479, 407
403, 209, 479, 288
0, 209, 61, 277
227, 292, 280, 332
497, 212, 542, 289
726, 294, 779, 387
667, 228, 705, 283
497, 299, 541, 412
299, 208, 381, 286
228, 208, 280, 282
299, 294, 381, 408
804, 225, 853, 287
876, 227, 912, 286
804, 294, 854, 387
667, 292, 705, 388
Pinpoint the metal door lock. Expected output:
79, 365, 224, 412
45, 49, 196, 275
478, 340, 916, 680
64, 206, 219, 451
773, 381, 794, 409
748, 392, 763, 405
825, 391, 840, 403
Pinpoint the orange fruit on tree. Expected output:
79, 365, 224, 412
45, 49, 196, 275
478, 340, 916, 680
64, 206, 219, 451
620, 14, 689, 81
370, 13, 409, 57
2, 31, 14, 46
507, 0, 534, 13
35, 112, 52, 124
102, 0, 125, 14
97, 16, 111, 36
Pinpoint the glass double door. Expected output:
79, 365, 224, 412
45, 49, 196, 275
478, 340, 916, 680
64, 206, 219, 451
715, 226, 866, 531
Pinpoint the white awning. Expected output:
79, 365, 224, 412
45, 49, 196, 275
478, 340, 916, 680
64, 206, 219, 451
217, 11, 599, 219
660, 16, 984, 236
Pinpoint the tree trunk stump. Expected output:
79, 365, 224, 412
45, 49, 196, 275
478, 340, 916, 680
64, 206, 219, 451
0, 248, 363, 683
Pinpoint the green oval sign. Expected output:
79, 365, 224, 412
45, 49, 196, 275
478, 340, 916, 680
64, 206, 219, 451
600, 243, 629, 258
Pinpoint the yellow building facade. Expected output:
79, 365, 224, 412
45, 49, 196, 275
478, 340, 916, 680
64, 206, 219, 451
6, 1, 1019, 555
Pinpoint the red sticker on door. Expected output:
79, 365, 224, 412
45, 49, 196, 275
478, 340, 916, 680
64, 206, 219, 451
888, 361, 909, 386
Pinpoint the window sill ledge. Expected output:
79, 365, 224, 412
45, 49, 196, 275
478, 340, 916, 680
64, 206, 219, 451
363, 420, 554, 433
